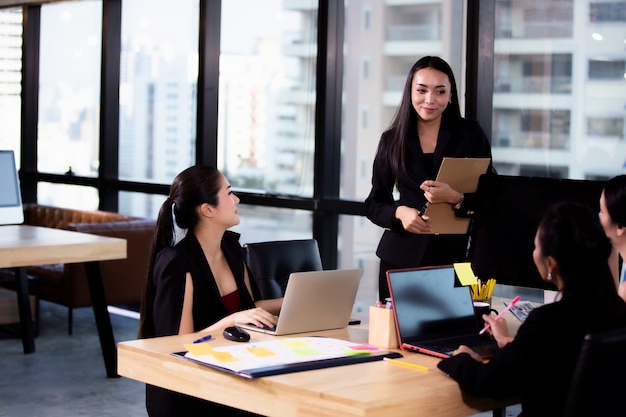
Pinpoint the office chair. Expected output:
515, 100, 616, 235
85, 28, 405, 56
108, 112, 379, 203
562, 326, 626, 417
243, 239, 323, 299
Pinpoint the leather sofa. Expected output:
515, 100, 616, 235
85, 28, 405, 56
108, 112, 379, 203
0, 204, 156, 334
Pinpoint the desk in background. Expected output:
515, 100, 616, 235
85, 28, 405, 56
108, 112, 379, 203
0, 225, 126, 377
118, 326, 518, 417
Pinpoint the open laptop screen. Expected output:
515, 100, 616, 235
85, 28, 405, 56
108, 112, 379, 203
0, 150, 24, 225
388, 266, 477, 342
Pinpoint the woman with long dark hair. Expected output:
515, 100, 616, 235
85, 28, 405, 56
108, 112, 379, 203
139, 165, 281, 417
438, 202, 626, 417
365, 56, 495, 301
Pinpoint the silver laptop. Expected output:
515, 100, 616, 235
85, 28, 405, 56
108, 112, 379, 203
0, 150, 24, 225
238, 268, 362, 335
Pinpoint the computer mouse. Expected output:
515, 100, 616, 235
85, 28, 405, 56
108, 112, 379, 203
223, 326, 250, 342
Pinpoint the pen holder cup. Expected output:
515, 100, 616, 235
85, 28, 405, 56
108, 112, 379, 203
368, 306, 398, 349
472, 297, 492, 307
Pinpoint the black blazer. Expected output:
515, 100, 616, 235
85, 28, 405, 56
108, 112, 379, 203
146, 231, 261, 417
437, 296, 626, 417
365, 117, 494, 267
149, 231, 258, 337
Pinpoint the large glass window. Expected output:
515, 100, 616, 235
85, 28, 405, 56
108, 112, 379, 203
119, 190, 164, 219
0, 8, 21, 160
492, 0, 626, 180
215, 1, 318, 257
118, 0, 199, 216
38, 1, 102, 208
232, 205, 312, 244
37, 183, 98, 210
218, 0, 317, 198
38, 2, 101, 177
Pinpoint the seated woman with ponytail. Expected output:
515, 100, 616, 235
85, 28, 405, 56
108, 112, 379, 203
139, 165, 282, 417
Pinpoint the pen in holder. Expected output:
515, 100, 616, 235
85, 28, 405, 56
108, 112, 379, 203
368, 305, 398, 349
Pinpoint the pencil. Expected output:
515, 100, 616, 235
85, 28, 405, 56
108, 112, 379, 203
383, 357, 428, 372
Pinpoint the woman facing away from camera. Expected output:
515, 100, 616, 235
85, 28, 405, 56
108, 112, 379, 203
139, 165, 282, 417
365, 55, 496, 302
599, 174, 626, 301
437, 201, 626, 417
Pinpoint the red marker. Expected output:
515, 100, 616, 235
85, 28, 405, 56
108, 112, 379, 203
479, 296, 521, 335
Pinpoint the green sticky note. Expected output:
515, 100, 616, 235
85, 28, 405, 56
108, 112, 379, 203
344, 349, 371, 357
454, 262, 478, 286
292, 348, 321, 356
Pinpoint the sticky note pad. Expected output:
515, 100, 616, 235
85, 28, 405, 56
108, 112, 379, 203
247, 346, 276, 357
185, 343, 214, 356
454, 262, 478, 286
282, 339, 311, 349
211, 351, 238, 363
344, 349, 371, 357
350, 344, 379, 351
292, 348, 321, 356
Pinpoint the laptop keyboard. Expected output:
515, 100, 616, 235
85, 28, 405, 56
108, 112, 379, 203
245, 322, 276, 331
422, 334, 491, 353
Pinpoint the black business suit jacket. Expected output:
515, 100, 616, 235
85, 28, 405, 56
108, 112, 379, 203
365, 116, 495, 267
145, 231, 261, 417
437, 295, 626, 417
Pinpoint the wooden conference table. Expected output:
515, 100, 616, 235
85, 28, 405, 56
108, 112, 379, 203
0, 225, 126, 377
118, 323, 519, 417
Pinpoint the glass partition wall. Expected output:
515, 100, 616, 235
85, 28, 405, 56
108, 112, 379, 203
8, 0, 626, 313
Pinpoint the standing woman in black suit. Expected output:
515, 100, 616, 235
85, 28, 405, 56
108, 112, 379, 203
365, 56, 496, 302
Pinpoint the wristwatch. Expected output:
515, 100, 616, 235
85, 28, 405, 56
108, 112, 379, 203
454, 193, 464, 210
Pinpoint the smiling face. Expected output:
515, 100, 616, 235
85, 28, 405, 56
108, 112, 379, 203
411, 67, 452, 123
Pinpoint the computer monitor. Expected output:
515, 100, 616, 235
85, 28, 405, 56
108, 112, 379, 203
0, 150, 24, 225
468, 174, 605, 290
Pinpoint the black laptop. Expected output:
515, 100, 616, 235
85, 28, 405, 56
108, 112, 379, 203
387, 265, 499, 359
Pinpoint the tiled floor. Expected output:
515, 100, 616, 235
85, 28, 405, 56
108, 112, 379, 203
0, 301, 146, 417
0, 300, 522, 417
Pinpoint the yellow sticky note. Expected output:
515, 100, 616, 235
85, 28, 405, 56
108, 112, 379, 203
454, 262, 478, 286
184, 343, 214, 356
247, 346, 276, 357
211, 351, 238, 363
282, 339, 311, 349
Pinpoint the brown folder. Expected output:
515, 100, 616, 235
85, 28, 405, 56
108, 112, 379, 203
423, 157, 490, 234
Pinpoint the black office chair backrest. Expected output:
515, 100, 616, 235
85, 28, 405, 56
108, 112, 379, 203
562, 326, 626, 417
243, 239, 323, 300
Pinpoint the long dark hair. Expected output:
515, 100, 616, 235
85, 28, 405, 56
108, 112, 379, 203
536, 202, 617, 306
604, 174, 626, 227
380, 56, 462, 179
138, 165, 223, 338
